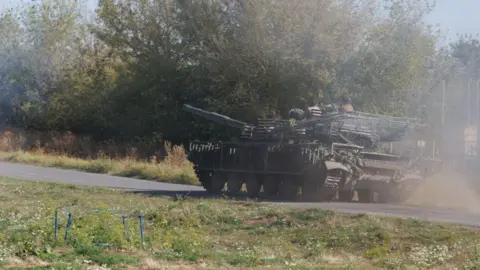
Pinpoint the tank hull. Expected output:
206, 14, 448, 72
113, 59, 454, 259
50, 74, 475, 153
182, 104, 440, 203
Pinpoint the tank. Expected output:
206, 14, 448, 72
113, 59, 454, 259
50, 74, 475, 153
183, 104, 440, 203
183, 104, 365, 201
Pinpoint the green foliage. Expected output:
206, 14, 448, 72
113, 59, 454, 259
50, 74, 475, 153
0, 0, 453, 142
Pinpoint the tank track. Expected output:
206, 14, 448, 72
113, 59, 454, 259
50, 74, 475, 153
194, 169, 425, 204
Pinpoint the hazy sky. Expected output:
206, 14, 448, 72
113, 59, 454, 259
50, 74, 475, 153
426, 0, 480, 43
1, 0, 479, 44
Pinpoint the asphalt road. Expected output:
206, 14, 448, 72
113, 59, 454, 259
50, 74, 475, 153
1, 161, 480, 226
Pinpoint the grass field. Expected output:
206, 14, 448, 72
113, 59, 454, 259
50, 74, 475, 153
0, 177, 479, 269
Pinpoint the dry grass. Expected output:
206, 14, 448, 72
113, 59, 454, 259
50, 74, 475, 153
0, 127, 199, 185
1, 177, 480, 269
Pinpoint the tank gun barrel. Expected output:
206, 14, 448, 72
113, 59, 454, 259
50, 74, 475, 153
183, 104, 252, 130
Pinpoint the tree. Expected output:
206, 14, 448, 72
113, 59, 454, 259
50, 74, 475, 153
0, 0, 88, 129
0, 0, 450, 146
335, 0, 440, 115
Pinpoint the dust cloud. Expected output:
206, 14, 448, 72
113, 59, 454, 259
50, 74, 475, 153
404, 169, 480, 213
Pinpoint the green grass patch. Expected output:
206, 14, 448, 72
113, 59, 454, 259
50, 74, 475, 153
0, 177, 478, 269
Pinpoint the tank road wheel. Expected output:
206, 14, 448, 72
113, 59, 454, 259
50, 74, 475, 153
246, 175, 261, 198
356, 189, 377, 203
196, 170, 212, 190
226, 173, 243, 194
263, 175, 279, 196
301, 162, 327, 202
338, 173, 354, 202
207, 172, 226, 194
388, 184, 413, 204
279, 178, 299, 201
338, 188, 354, 202
390, 175, 424, 204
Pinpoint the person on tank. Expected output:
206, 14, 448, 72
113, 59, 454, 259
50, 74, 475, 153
341, 94, 354, 112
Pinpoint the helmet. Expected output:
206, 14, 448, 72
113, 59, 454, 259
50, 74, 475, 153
341, 95, 352, 105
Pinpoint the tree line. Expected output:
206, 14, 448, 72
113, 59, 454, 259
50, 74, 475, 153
0, 0, 477, 146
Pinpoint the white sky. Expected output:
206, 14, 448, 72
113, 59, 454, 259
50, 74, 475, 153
1, 0, 479, 45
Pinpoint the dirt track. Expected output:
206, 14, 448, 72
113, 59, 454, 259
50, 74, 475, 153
1, 162, 480, 226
